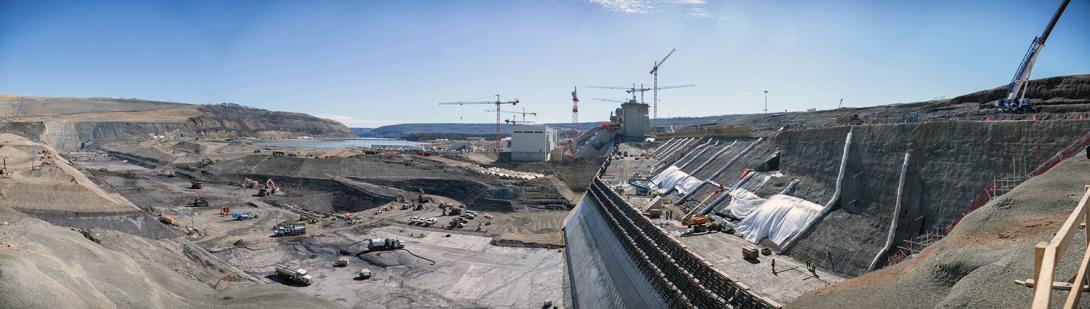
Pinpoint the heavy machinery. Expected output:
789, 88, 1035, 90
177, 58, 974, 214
273, 223, 306, 237
358, 268, 373, 280
274, 265, 313, 285
159, 214, 177, 225
334, 257, 350, 267
241, 177, 261, 189
367, 238, 404, 251
189, 181, 203, 189
627, 178, 653, 196
257, 178, 283, 197
996, 0, 1071, 113
186, 197, 210, 208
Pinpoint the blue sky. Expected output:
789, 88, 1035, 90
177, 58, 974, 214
0, 0, 1087, 127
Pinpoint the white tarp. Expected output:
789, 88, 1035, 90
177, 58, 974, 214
735, 194, 823, 246
726, 188, 765, 219
651, 166, 691, 194
673, 176, 705, 196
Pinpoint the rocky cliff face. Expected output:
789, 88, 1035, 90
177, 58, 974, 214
187, 103, 354, 138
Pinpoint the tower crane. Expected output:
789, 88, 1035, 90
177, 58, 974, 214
588, 84, 693, 104
484, 107, 537, 123
439, 94, 518, 149
650, 48, 676, 131
504, 116, 533, 125
997, 0, 1070, 113
595, 98, 626, 103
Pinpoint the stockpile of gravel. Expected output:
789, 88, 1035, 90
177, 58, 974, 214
0, 207, 335, 309
789, 153, 1090, 308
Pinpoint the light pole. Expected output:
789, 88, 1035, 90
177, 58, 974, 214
763, 90, 768, 114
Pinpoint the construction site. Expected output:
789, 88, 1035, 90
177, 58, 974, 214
1, 1, 1089, 308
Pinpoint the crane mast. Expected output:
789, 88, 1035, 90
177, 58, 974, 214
650, 48, 675, 133
999, 0, 1070, 113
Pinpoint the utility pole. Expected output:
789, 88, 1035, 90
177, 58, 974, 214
763, 90, 769, 114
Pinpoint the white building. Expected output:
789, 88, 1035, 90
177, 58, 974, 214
510, 124, 557, 162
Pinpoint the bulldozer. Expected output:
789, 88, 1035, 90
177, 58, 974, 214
186, 197, 210, 208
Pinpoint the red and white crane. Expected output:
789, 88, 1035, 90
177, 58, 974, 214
439, 94, 518, 149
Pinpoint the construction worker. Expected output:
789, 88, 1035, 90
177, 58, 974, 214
806, 259, 817, 276
771, 258, 776, 275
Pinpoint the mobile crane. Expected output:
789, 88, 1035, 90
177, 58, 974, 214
997, 0, 1070, 113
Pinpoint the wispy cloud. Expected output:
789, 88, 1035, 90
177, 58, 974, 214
735, 92, 749, 96
588, 0, 653, 14
670, 0, 706, 4
687, 7, 713, 18
317, 114, 400, 128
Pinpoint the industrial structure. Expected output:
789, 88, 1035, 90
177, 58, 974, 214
615, 100, 651, 141
998, 0, 1070, 113
509, 124, 558, 162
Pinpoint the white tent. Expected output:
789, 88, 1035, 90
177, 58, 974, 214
734, 194, 823, 246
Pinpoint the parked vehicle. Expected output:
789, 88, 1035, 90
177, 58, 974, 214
275, 265, 313, 285
358, 268, 372, 279
273, 224, 306, 237
367, 238, 403, 251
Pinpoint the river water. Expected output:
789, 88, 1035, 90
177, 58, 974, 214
254, 138, 421, 149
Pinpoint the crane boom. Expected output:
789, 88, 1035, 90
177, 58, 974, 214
438, 94, 517, 148
998, 0, 1070, 113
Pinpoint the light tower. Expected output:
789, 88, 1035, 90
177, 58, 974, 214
763, 90, 768, 114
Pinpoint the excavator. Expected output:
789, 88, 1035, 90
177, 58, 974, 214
996, 0, 1070, 113
257, 178, 283, 197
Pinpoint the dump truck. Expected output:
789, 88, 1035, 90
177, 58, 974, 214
335, 257, 350, 267
367, 238, 403, 251
273, 224, 306, 237
358, 268, 372, 279
275, 265, 313, 285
